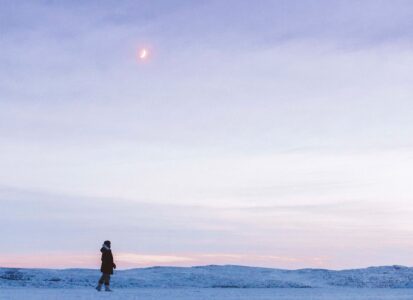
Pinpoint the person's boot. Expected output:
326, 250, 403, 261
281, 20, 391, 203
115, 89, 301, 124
105, 285, 113, 292
96, 284, 102, 291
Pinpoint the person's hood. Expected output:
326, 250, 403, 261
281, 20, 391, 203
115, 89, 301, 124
100, 244, 111, 253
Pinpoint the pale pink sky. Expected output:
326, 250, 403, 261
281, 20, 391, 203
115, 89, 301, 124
1, 1, 413, 269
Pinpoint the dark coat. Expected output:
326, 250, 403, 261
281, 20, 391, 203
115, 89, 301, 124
100, 246, 115, 274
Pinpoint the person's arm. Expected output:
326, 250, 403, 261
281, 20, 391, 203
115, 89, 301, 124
111, 251, 116, 269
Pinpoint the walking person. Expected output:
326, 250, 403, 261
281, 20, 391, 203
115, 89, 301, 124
96, 240, 116, 292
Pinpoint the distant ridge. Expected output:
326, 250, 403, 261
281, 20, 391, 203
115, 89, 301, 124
1, 265, 413, 288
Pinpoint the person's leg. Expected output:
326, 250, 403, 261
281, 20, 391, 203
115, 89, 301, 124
104, 274, 112, 291
104, 274, 110, 285
98, 274, 106, 284
96, 273, 105, 291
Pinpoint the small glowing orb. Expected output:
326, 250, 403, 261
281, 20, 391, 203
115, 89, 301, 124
139, 48, 148, 60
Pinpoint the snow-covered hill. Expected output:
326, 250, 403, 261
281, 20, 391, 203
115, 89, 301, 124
1, 265, 413, 288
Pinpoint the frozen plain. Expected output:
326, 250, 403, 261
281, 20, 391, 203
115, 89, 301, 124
2, 287, 413, 300
3, 265, 413, 299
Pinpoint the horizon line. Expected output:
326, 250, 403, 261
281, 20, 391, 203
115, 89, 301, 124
1, 263, 410, 272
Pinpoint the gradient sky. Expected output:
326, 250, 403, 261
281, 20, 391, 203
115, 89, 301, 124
1, 0, 413, 270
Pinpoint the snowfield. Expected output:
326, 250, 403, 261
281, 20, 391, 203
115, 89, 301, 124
2, 265, 413, 299
1, 288, 413, 300
2, 265, 413, 288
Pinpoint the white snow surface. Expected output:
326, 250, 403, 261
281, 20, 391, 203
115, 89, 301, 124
1, 265, 413, 289
1, 288, 413, 300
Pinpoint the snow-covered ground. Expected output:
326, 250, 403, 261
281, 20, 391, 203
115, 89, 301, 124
1, 288, 413, 300
2, 265, 413, 299
2, 265, 413, 288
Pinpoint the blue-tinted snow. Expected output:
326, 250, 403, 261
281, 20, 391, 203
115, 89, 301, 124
2, 265, 413, 289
